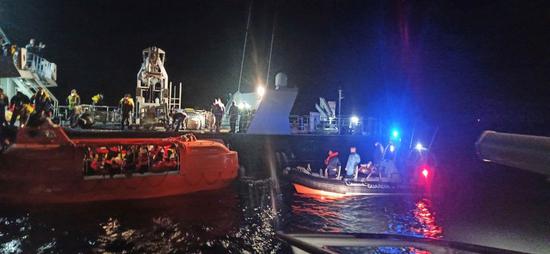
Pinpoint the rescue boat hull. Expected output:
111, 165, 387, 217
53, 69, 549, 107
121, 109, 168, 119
290, 169, 422, 197
0, 123, 239, 203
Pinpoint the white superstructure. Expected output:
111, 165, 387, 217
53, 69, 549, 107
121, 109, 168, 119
0, 26, 58, 113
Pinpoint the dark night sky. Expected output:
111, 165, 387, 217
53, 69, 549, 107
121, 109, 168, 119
1, 0, 549, 128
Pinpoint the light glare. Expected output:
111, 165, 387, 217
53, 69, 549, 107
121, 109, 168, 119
422, 168, 429, 178
392, 130, 399, 138
350, 116, 359, 125
256, 86, 266, 97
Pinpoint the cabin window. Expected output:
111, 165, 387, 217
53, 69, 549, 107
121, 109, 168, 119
189, 146, 225, 154
82, 144, 180, 179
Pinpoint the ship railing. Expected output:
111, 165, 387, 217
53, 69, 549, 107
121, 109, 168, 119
290, 115, 381, 136
57, 104, 121, 126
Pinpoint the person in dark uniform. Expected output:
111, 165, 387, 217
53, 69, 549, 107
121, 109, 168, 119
171, 108, 187, 132
9, 91, 30, 127
119, 94, 134, 130
228, 102, 239, 133
0, 88, 8, 127
211, 99, 224, 133
31, 87, 52, 117
324, 150, 341, 178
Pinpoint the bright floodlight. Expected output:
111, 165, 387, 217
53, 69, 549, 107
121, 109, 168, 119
391, 129, 399, 138
256, 86, 266, 97
389, 145, 396, 153
350, 116, 359, 125
415, 142, 425, 151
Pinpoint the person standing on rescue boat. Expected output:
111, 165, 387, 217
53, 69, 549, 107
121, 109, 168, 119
324, 150, 341, 178
119, 93, 134, 130
345, 146, 361, 178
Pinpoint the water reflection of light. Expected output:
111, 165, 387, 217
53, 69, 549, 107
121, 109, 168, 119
1, 239, 22, 254
411, 198, 443, 238
290, 194, 444, 240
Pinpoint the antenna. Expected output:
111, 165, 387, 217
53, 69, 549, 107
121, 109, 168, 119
265, 9, 277, 88
237, 0, 254, 92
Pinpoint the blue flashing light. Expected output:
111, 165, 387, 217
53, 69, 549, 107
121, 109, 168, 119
391, 130, 399, 139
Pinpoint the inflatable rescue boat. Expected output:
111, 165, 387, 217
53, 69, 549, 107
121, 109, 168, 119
288, 163, 431, 197
0, 121, 239, 203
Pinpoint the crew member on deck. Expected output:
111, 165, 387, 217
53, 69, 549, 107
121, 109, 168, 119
345, 146, 361, 178
211, 98, 224, 133
31, 87, 52, 117
373, 142, 384, 166
66, 89, 81, 126
324, 150, 341, 178
171, 108, 187, 132
119, 93, 134, 130
0, 88, 9, 127
228, 101, 239, 133
91, 93, 103, 106
9, 91, 30, 127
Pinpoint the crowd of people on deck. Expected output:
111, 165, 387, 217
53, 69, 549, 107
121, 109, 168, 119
0, 83, 256, 137
209, 96, 253, 134
1, 38, 46, 65
0, 87, 54, 129
84, 144, 179, 176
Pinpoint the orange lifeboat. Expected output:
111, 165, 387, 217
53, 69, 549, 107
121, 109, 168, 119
0, 121, 238, 203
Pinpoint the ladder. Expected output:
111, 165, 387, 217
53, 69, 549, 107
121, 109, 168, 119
168, 81, 182, 110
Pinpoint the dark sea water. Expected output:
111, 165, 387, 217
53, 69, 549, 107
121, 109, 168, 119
1, 131, 549, 253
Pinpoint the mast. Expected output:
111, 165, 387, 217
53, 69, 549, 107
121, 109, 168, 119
237, 0, 253, 92
265, 12, 277, 87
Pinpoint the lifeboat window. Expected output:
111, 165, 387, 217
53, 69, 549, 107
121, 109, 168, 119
189, 146, 225, 154
82, 144, 180, 179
